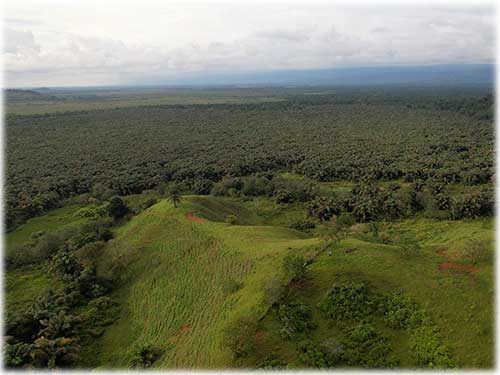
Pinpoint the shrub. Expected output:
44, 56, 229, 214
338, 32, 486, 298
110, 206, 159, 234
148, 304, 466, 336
129, 344, 164, 368
289, 219, 316, 231
296, 340, 329, 368
337, 212, 355, 227
223, 315, 258, 359
34, 232, 64, 260
342, 322, 395, 368
278, 303, 315, 340
379, 292, 429, 329
6, 244, 38, 269
4, 342, 34, 368
211, 177, 243, 196
409, 325, 455, 368
30, 336, 80, 368
257, 353, 288, 369
307, 196, 340, 221
320, 282, 374, 321
76, 241, 106, 267
225, 214, 238, 225
49, 249, 83, 280
191, 178, 213, 195
282, 254, 307, 281
82, 297, 119, 327
107, 196, 129, 219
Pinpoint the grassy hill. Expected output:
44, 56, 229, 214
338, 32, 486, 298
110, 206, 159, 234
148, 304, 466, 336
5, 193, 493, 369
89, 197, 321, 368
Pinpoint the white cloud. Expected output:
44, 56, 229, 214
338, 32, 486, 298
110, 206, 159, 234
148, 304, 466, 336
3, 1, 495, 87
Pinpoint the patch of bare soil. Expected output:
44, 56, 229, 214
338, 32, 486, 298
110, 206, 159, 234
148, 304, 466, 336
436, 248, 479, 276
186, 212, 208, 223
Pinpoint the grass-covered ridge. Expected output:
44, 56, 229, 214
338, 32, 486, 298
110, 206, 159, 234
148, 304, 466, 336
91, 197, 321, 368
70, 194, 492, 369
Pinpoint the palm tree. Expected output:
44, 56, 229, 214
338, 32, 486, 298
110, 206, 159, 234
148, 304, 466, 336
167, 188, 181, 208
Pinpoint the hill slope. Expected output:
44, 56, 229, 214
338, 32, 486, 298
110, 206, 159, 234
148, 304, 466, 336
91, 197, 321, 368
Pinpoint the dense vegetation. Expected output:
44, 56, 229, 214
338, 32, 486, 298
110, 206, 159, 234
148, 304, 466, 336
5, 87, 493, 231
4, 86, 494, 369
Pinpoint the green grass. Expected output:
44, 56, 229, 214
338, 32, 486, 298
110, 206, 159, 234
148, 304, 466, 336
247, 217, 494, 368
4, 267, 58, 319
91, 197, 321, 368
5, 192, 493, 369
6, 204, 88, 249
6, 90, 286, 115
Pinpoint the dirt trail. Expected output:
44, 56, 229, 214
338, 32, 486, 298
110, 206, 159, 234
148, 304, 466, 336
186, 212, 208, 223
435, 248, 479, 276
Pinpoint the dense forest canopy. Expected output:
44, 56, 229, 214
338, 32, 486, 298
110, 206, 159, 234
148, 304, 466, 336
5, 87, 494, 230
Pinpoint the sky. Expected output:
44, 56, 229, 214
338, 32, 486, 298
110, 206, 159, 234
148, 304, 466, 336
2, 0, 496, 87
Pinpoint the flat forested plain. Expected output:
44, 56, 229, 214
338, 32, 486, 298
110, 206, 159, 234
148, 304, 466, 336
4, 86, 494, 369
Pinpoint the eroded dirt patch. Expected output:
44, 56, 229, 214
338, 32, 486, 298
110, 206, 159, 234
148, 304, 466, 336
186, 212, 208, 223
436, 248, 479, 276
438, 262, 479, 275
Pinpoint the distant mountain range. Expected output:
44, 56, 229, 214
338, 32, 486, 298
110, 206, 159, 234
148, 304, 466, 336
151, 64, 494, 87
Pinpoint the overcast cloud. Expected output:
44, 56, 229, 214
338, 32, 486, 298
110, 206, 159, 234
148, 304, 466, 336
3, 0, 496, 87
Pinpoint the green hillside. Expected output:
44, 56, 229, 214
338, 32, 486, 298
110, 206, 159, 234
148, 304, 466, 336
64, 194, 493, 369
90, 197, 321, 368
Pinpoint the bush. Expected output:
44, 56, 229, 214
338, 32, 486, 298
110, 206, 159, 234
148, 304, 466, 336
225, 214, 238, 225
223, 315, 258, 359
409, 325, 455, 368
35, 232, 64, 258
296, 340, 329, 368
6, 244, 38, 269
278, 303, 315, 340
49, 249, 83, 280
30, 336, 80, 368
211, 177, 243, 196
380, 292, 429, 329
307, 196, 340, 221
82, 297, 119, 327
257, 353, 288, 369
241, 176, 272, 196
282, 254, 307, 281
76, 241, 106, 267
129, 344, 164, 368
4, 342, 34, 368
337, 212, 355, 227
342, 322, 395, 368
107, 196, 129, 219
289, 219, 316, 231
320, 282, 374, 320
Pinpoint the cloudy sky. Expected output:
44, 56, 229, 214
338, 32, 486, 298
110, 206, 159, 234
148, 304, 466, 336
3, 0, 496, 87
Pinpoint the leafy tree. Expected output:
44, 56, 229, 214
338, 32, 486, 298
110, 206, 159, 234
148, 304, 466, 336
107, 196, 129, 219
167, 186, 182, 208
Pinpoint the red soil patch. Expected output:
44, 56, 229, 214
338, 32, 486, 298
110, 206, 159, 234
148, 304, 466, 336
186, 212, 208, 223
438, 262, 479, 275
436, 247, 478, 276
